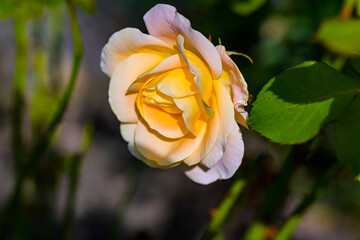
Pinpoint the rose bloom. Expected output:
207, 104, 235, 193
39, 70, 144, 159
101, 4, 248, 184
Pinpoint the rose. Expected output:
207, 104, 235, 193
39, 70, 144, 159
100, 4, 249, 184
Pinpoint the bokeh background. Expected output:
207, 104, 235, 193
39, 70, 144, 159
1, 0, 360, 239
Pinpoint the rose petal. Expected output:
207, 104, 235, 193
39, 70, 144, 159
120, 123, 136, 143
200, 81, 234, 168
173, 95, 202, 135
184, 122, 244, 185
109, 53, 165, 123
176, 35, 214, 117
127, 54, 188, 93
101, 27, 173, 77
143, 4, 222, 78
134, 118, 206, 166
121, 123, 181, 168
214, 81, 234, 137
156, 68, 196, 98
216, 45, 249, 114
182, 96, 219, 166
142, 102, 188, 139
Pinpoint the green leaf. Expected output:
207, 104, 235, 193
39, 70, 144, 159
0, 0, 13, 19
351, 58, 360, 75
316, 19, 360, 56
334, 94, 360, 175
231, 0, 267, 16
248, 61, 359, 144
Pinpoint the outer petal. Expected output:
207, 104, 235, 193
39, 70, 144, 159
184, 122, 244, 185
134, 118, 206, 167
200, 81, 234, 168
121, 123, 181, 169
101, 28, 173, 77
109, 53, 165, 123
182, 96, 219, 166
216, 45, 249, 115
143, 4, 222, 78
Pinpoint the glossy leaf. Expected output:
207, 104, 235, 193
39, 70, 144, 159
334, 95, 360, 175
248, 61, 359, 144
316, 19, 360, 56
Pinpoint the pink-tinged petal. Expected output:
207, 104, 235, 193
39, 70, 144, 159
143, 4, 222, 78
200, 134, 226, 169
109, 53, 165, 123
101, 28, 173, 77
235, 107, 249, 128
134, 118, 206, 167
216, 45, 249, 112
200, 81, 234, 168
184, 122, 244, 185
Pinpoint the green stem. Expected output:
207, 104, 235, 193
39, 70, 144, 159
11, 18, 28, 170
1, 1, 83, 234
49, 4, 65, 92
0, 17, 29, 239
18, 0, 83, 194
201, 155, 265, 240
274, 162, 343, 240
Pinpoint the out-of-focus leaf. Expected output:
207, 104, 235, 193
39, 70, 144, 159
351, 58, 360, 74
248, 61, 359, 144
231, 0, 267, 16
0, 0, 13, 19
74, 0, 96, 14
316, 19, 360, 56
0, 0, 63, 19
334, 94, 360, 175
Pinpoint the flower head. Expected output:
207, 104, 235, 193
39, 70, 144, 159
101, 4, 248, 184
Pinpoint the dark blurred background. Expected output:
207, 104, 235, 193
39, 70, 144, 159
1, 0, 360, 239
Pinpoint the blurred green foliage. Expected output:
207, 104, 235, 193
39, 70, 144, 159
316, 19, 360, 56
334, 95, 360, 174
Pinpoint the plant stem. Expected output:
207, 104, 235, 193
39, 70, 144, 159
0, 17, 29, 239
1, 1, 83, 235
201, 155, 265, 240
17, 0, 83, 198
274, 162, 343, 240
11, 18, 28, 170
